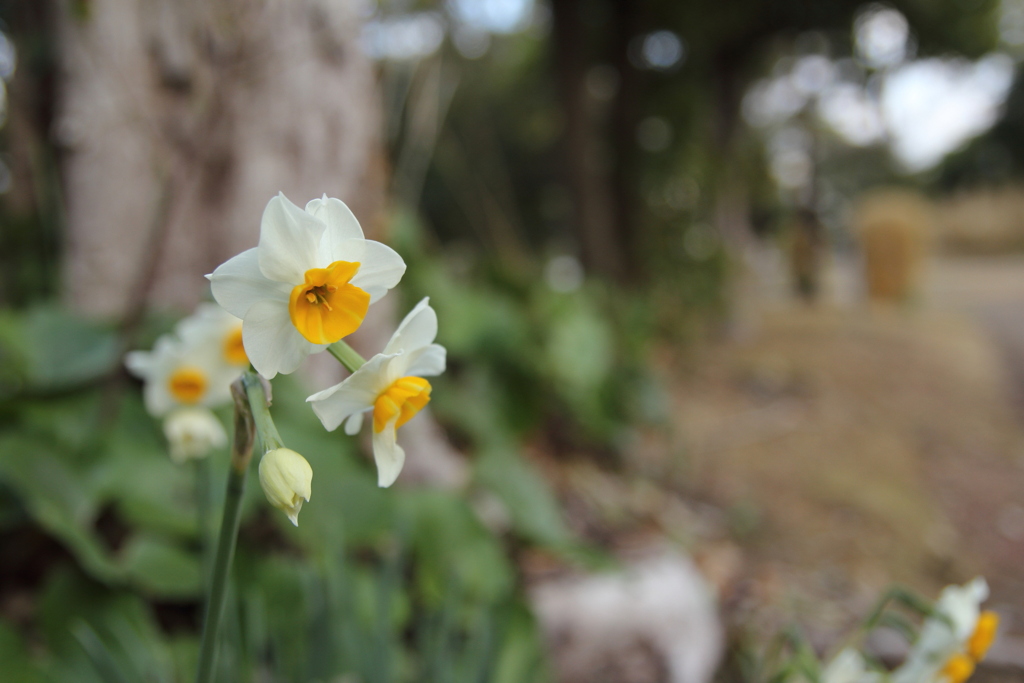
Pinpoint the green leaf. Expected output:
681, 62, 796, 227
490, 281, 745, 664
490, 603, 550, 683
475, 446, 570, 547
544, 298, 614, 395
0, 435, 120, 583
19, 306, 119, 390
401, 491, 514, 606
0, 619, 53, 682
119, 535, 202, 598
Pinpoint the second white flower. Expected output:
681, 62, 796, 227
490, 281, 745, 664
306, 298, 446, 487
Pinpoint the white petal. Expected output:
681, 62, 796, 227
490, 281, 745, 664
164, 408, 227, 464
329, 238, 406, 303
306, 353, 394, 430
372, 421, 405, 487
208, 248, 290, 318
128, 336, 185, 416
242, 299, 321, 379
307, 196, 365, 259
937, 577, 988, 639
200, 365, 243, 408
404, 344, 447, 378
143, 372, 175, 416
124, 350, 153, 378
343, 411, 365, 436
383, 298, 437, 355
821, 649, 876, 683
257, 193, 326, 284
175, 303, 239, 344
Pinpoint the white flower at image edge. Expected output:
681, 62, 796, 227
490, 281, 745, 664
163, 407, 228, 464
894, 577, 999, 683
307, 298, 446, 487
207, 193, 406, 378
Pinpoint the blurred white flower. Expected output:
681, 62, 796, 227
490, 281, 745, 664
207, 193, 406, 378
125, 322, 242, 418
820, 648, 880, 683
259, 447, 313, 526
894, 577, 999, 683
307, 298, 446, 487
163, 407, 227, 464
176, 303, 249, 368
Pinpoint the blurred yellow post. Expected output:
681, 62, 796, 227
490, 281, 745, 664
854, 188, 934, 304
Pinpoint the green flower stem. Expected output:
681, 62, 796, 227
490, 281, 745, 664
328, 339, 367, 373
243, 371, 285, 452
194, 457, 213, 586
195, 371, 262, 683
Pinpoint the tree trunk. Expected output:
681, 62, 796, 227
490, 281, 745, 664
607, 0, 645, 285
56, 0, 385, 318
550, 0, 624, 281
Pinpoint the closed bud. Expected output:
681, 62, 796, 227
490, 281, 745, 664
258, 448, 312, 526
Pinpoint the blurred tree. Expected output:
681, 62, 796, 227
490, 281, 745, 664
602, 0, 1000, 282
0, 0, 61, 308
408, 0, 1000, 296
53, 0, 385, 320
940, 63, 1024, 188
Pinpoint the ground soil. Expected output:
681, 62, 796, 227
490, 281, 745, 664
672, 255, 1024, 667
525, 254, 1024, 681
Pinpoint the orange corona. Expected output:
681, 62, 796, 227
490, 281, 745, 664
288, 261, 370, 344
373, 377, 432, 433
168, 367, 207, 404
223, 326, 248, 365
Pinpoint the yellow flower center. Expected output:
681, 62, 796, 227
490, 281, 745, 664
373, 377, 432, 433
168, 367, 207, 404
967, 611, 999, 661
223, 326, 248, 365
288, 261, 370, 345
941, 654, 975, 683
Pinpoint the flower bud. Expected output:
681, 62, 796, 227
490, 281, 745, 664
258, 448, 312, 526
163, 407, 227, 464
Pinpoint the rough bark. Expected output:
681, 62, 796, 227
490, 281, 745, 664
56, 0, 384, 318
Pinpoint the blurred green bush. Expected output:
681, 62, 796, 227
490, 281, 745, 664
0, 303, 552, 682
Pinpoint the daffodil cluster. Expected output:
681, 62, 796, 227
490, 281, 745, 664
126, 304, 248, 463
203, 192, 445, 524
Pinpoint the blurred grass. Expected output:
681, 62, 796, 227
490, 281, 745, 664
0, 297, 559, 682
0, 207, 673, 679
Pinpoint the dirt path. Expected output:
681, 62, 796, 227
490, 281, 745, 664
926, 257, 1024, 620
664, 257, 1024, 656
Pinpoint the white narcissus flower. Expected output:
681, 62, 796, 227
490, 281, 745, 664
176, 303, 249, 369
207, 193, 406, 379
163, 407, 228, 464
259, 447, 313, 526
306, 298, 446, 487
893, 577, 999, 683
125, 326, 242, 419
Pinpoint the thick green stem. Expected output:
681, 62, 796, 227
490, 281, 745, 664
243, 372, 284, 452
195, 372, 261, 683
328, 339, 367, 373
